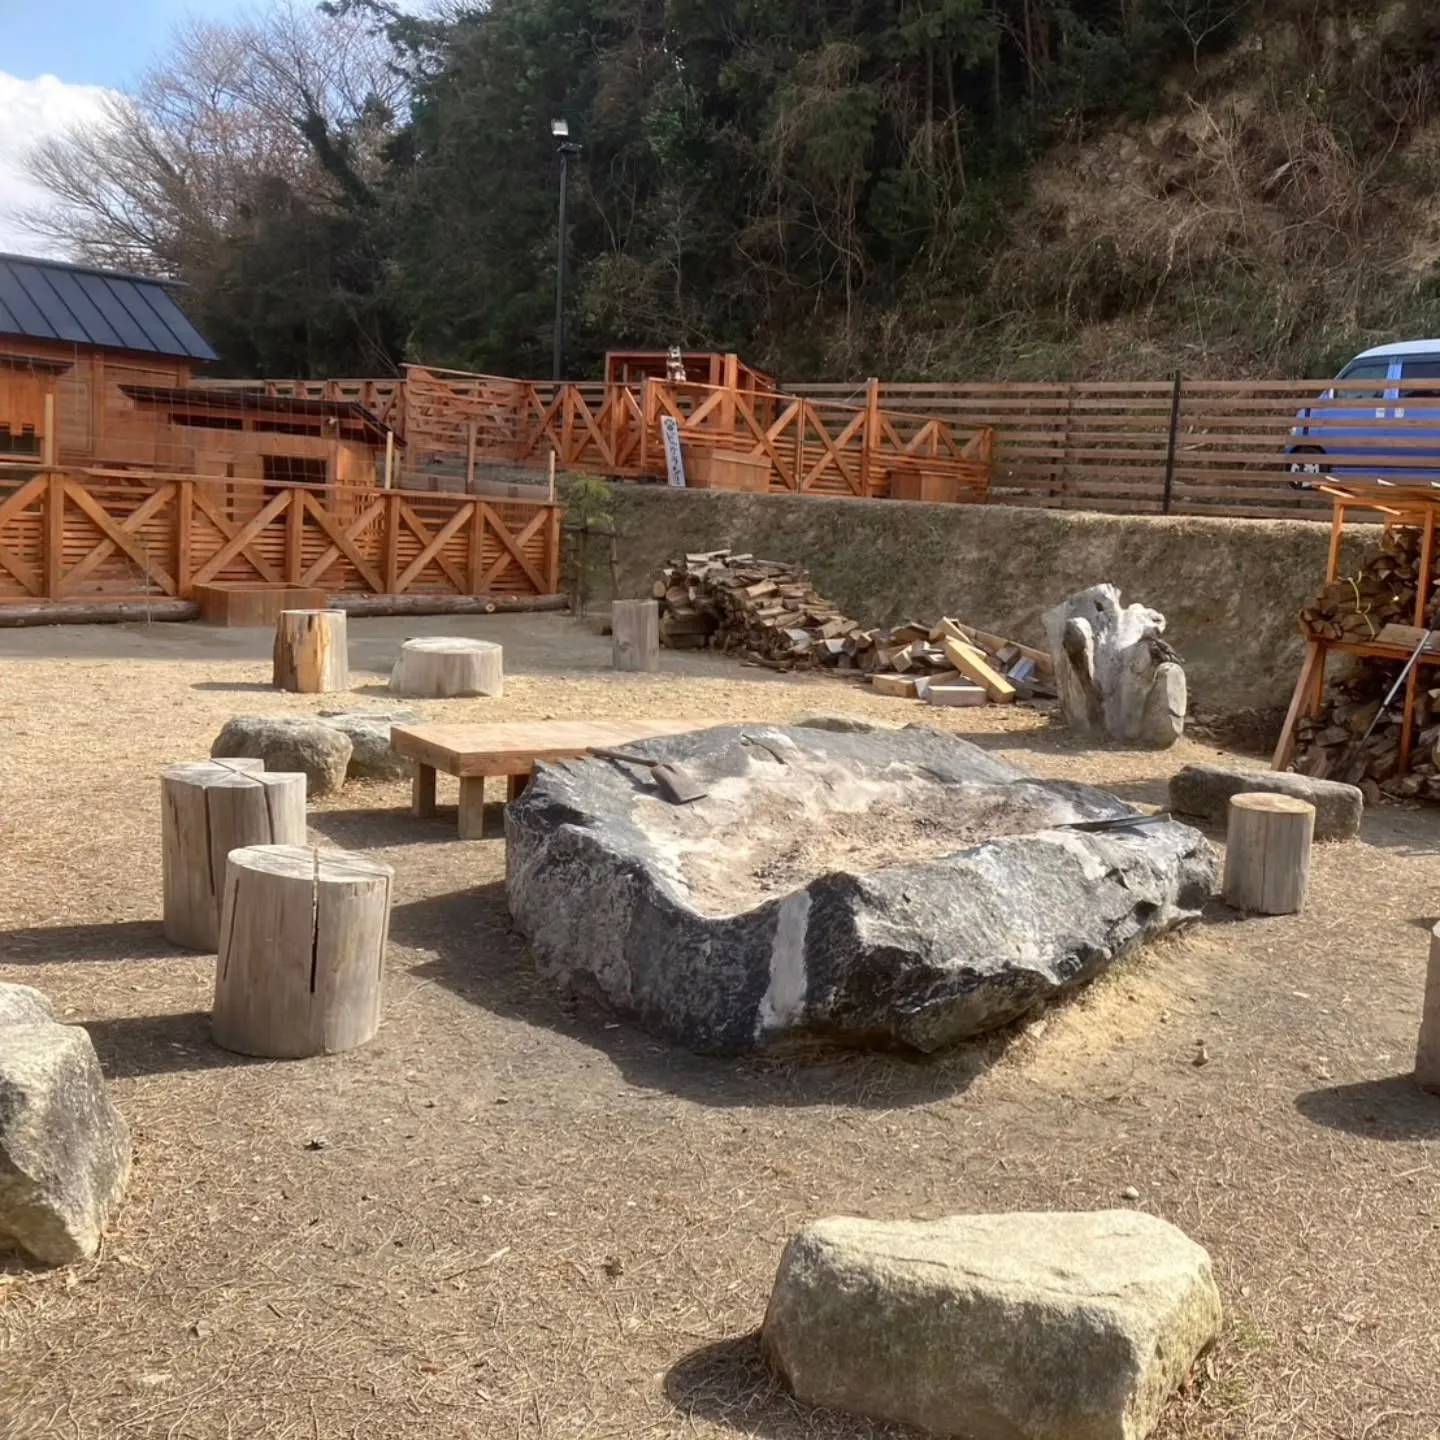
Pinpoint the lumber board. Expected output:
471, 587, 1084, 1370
942, 637, 1017, 702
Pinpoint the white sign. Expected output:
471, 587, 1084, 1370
660, 415, 686, 487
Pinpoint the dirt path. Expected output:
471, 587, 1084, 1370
1, 615, 1438, 1439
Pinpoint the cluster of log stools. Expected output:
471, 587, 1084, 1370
164, 610, 506, 1060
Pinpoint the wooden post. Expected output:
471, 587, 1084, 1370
390, 636, 503, 697
212, 844, 394, 1058
383, 429, 395, 490
42, 392, 56, 468
44, 469, 64, 599
458, 777, 487, 840
175, 479, 193, 597
1415, 922, 1440, 1094
612, 599, 659, 672
285, 488, 305, 585
465, 420, 477, 492
273, 609, 349, 693
1222, 793, 1315, 915
863, 377, 880, 497
161, 759, 306, 950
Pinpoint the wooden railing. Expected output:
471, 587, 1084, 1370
790, 377, 1440, 520
402, 368, 992, 499
0, 467, 561, 603
195, 377, 406, 435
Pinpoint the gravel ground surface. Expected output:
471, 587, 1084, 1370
1, 613, 1438, 1440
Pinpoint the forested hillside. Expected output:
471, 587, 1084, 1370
27, 0, 1440, 382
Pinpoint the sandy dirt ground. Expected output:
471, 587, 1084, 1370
1, 612, 1438, 1440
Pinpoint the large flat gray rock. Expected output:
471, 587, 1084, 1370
1169, 763, 1362, 841
0, 984, 132, 1265
505, 725, 1217, 1054
317, 707, 421, 781
762, 1211, 1223, 1440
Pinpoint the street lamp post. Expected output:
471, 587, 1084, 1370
551, 119, 581, 384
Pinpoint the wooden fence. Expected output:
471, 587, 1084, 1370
790, 378, 1440, 520
0, 467, 561, 604
199, 371, 1440, 520
400, 368, 992, 499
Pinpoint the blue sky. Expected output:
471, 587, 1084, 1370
5, 0, 239, 90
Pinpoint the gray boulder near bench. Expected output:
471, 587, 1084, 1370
211, 708, 423, 794
1169, 763, 1362, 841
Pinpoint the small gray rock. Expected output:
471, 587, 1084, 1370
211, 717, 352, 797
1169, 763, 1362, 841
791, 712, 895, 734
317, 708, 421, 781
762, 1211, 1223, 1440
0, 983, 132, 1266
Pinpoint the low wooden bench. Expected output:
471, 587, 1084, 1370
390, 720, 700, 838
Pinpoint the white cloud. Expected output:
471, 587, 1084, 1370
0, 72, 116, 258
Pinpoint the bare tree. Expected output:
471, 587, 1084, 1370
23, 3, 403, 275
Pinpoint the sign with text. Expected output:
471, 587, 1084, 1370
660, 415, 686, 487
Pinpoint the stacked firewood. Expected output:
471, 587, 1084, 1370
1300, 526, 1440, 642
652, 551, 856, 663
1294, 524, 1440, 799
1292, 665, 1440, 802
651, 550, 1054, 704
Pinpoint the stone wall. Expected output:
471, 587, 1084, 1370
606, 487, 1376, 715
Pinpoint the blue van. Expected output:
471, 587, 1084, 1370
1289, 340, 1440, 478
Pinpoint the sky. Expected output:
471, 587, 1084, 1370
0, 0, 239, 256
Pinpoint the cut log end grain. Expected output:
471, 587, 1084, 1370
390, 636, 503, 697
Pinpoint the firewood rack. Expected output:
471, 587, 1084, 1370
1272, 481, 1440, 774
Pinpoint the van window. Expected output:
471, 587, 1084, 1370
1399, 358, 1440, 397
1335, 359, 1390, 399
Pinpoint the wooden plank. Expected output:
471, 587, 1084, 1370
1271, 639, 1323, 772
942, 636, 1017, 703
872, 673, 920, 698
390, 720, 700, 778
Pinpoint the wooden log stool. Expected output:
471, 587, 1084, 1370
212, 844, 394, 1058
273, 609, 349, 693
390, 637, 504, 698
612, 599, 660, 672
1222, 792, 1315, 915
161, 759, 307, 950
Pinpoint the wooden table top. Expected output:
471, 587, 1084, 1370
390, 720, 702, 777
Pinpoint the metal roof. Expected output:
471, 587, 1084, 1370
119, 384, 400, 445
0, 253, 218, 363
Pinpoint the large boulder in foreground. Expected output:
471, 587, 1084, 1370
506, 725, 1217, 1054
0, 984, 132, 1265
1169, 763, 1362, 841
211, 716, 352, 796
762, 1211, 1223, 1440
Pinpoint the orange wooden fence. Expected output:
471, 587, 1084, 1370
398, 368, 992, 499
0, 468, 561, 603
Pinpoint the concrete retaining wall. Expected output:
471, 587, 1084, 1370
608, 487, 1376, 715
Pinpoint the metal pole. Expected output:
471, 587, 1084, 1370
552, 147, 570, 384
1161, 370, 1182, 514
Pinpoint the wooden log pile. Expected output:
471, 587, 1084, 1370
1300, 527, 1440, 643
652, 550, 1054, 706
1292, 664, 1440, 802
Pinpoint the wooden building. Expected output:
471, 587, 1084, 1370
0, 253, 395, 486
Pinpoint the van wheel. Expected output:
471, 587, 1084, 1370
1288, 445, 1324, 475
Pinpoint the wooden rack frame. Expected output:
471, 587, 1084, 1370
1272, 482, 1440, 774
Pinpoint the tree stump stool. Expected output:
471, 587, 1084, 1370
161, 760, 307, 950
1222, 792, 1315, 915
273, 609, 349, 693
390, 637, 504, 697
213, 845, 394, 1058
612, 599, 659, 672
1415, 922, 1440, 1095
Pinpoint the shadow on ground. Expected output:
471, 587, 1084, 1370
307, 806, 491, 849
1294, 1075, 1440, 1140
0, 920, 185, 966
395, 886, 1006, 1112
664, 1334, 921, 1439
190, 681, 275, 693
84, 1010, 269, 1080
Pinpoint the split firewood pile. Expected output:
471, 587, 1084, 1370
1299, 526, 1439, 643
652, 550, 1055, 707
1294, 525, 1440, 800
